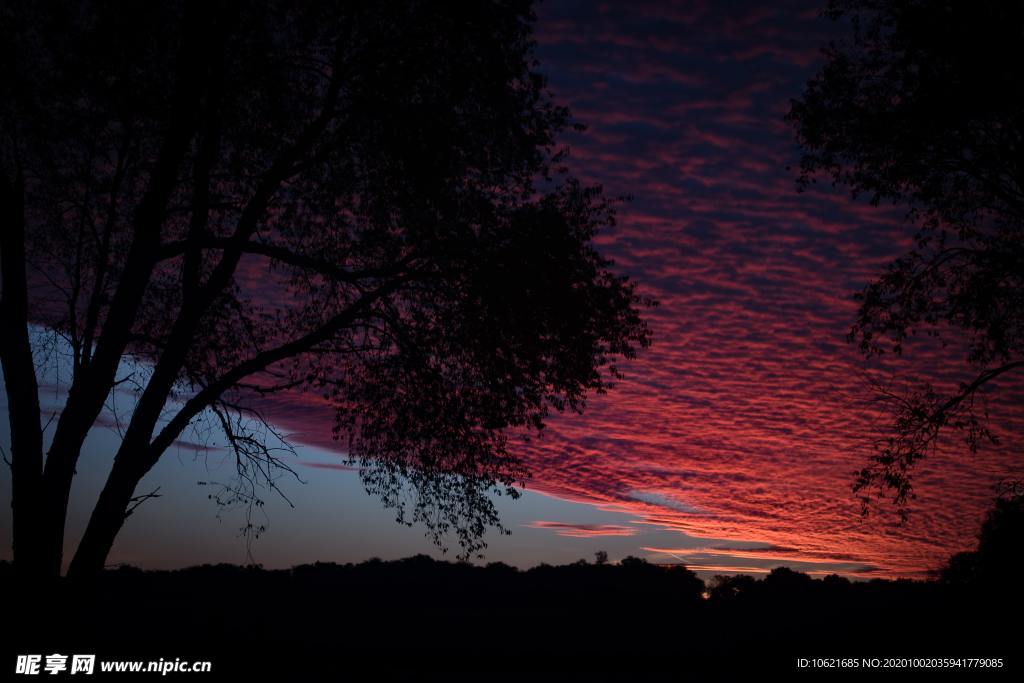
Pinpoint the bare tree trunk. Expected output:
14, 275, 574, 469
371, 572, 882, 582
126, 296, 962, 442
0, 175, 49, 579
39, 446, 83, 577
66, 453, 145, 580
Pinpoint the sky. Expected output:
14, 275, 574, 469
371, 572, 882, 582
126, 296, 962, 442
2, 0, 1022, 580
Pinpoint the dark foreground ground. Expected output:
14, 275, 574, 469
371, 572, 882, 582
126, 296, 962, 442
2, 555, 1019, 681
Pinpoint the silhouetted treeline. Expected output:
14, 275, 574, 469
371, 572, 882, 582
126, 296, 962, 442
2, 543, 1019, 678
3, 495, 1020, 677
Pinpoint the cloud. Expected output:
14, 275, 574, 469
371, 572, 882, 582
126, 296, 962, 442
527, 521, 639, 538
300, 461, 361, 472
627, 491, 702, 514
183, 0, 1024, 580
170, 440, 223, 454
643, 545, 866, 564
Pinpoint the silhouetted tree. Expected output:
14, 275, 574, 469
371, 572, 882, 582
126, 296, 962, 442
820, 573, 851, 592
707, 573, 757, 603
940, 484, 1024, 595
788, 0, 1024, 514
0, 0, 651, 579
763, 566, 813, 594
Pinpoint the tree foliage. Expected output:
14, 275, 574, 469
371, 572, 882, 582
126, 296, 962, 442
788, 0, 1024, 514
0, 0, 651, 578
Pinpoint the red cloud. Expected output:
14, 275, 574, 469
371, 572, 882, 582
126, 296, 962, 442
243, 0, 1024, 580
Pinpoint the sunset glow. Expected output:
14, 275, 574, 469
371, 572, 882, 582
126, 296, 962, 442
238, 0, 1023, 579
2, 0, 1020, 583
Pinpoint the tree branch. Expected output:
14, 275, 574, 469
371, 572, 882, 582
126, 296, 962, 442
157, 236, 416, 283
147, 275, 419, 466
